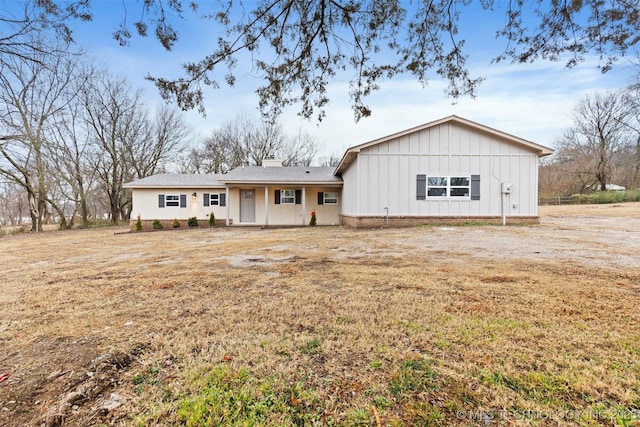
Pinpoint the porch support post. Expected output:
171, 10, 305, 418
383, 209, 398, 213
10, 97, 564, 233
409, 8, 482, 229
264, 186, 269, 226
302, 186, 306, 226
225, 186, 230, 226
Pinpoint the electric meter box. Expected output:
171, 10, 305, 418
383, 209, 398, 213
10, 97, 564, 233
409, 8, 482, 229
501, 182, 514, 194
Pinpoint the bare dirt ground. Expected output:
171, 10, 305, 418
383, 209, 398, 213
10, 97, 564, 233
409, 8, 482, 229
0, 203, 639, 426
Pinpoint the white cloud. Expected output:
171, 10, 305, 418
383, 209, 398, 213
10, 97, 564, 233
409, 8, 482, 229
277, 58, 633, 159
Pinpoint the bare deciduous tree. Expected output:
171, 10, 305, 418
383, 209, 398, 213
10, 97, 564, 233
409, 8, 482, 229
184, 114, 318, 174
83, 75, 189, 223
48, 67, 96, 229
0, 0, 90, 65
552, 91, 633, 193
0, 48, 79, 231
0, 181, 28, 227
126, 104, 190, 179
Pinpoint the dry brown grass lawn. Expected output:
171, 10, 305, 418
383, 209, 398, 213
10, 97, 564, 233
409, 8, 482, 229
1, 203, 639, 426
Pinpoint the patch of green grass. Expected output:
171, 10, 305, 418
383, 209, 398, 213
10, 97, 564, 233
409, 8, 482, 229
491, 317, 531, 329
368, 360, 383, 369
176, 366, 323, 426
587, 402, 640, 426
343, 407, 372, 425
404, 401, 445, 426
436, 314, 452, 323
480, 370, 573, 406
131, 364, 161, 394
389, 356, 438, 396
622, 335, 640, 356
480, 371, 521, 391
397, 319, 424, 332
372, 395, 390, 409
300, 338, 322, 354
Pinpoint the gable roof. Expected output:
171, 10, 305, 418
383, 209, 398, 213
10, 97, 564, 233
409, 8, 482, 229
123, 173, 225, 188
222, 166, 341, 186
334, 115, 554, 175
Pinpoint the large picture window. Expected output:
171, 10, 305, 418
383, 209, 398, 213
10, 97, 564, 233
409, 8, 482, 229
427, 176, 470, 198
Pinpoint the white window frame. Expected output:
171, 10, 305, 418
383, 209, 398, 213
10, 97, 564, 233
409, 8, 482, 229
165, 194, 180, 207
210, 193, 219, 206
427, 176, 470, 198
281, 189, 296, 204
324, 192, 338, 204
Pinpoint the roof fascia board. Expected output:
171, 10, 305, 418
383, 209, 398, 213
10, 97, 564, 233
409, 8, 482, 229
123, 184, 226, 189
222, 180, 343, 186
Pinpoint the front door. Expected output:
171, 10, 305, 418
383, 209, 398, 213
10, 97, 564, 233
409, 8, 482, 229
240, 190, 255, 223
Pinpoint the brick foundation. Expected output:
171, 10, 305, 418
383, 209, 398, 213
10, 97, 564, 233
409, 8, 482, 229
339, 215, 539, 228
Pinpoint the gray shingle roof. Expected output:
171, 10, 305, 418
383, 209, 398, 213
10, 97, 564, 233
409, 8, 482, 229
124, 173, 225, 188
124, 166, 342, 189
222, 166, 341, 184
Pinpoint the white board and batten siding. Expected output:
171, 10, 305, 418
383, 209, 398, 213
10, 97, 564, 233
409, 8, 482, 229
342, 120, 541, 218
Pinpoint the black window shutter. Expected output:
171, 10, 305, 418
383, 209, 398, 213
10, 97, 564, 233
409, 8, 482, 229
317, 192, 324, 205
471, 175, 481, 200
158, 194, 165, 208
180, 194, 187, 208
219, 193, 226, 207
416, 175, 426, 200
274, 190, 281, 204
203, 193, 210, 207
295, 189, 302, 204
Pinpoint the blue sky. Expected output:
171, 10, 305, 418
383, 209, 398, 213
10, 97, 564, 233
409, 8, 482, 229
68, 0, 636, 160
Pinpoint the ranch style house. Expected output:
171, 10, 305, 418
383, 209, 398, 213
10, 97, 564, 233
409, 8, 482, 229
124, 115, 554, 229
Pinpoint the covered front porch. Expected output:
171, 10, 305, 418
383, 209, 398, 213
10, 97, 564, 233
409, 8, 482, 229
220, 163, 343, 227
224, 185, 341, 226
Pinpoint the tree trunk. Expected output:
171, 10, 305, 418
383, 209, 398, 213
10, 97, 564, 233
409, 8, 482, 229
79, 195, 89, 228
633, 134, 640, 190
28, 190, 39, 232
48, 200, 68, 230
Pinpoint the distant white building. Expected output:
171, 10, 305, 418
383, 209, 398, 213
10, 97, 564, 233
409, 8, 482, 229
605, 184, 626, 191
